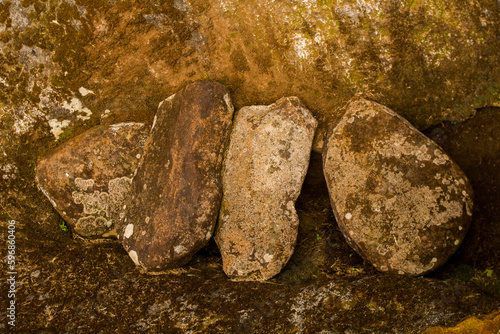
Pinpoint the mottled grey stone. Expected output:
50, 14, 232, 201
215, 97, 317, 281
35, 123, 148, 238
118, 81, 234, 271
322, 99, 474, 276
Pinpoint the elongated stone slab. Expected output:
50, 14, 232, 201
35, 123, 148, 238
215, 97, 317, 281
118, 81, 234, 271
323, 99, 474, 276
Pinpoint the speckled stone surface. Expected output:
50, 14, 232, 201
322, 99, 474, 276
215, 97, 317, 281
117, 81, 234, 271
35, 123, 148, 238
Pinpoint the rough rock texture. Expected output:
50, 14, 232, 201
215, 97, 317, 281
1, 0, 499, 331
35, 123, 148, 238
323, 99, 474, 276
422, 310, 500, 334
424, 107, 500, 271
3, 238, 499, 333
118, 81, 234, 271
3, 124, 499, 332
2, 0, 500, 250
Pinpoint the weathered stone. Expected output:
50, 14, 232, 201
215, 97, 317, 281
322, 99, 474, 276
2, 0, 500, 253
118, 81, 234, 271
35, 123, 148, 238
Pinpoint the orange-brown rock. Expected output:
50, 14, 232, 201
323, 99, 474, 276
118, 81, 234, 271
215, 97, 317, 281
35, 123, 148, 238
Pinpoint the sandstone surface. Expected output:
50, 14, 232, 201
2, 0, 500, 240
35, 123, 148, 238
323, 99, 474, 275
215, 97, 317, 281
118, 81, 234, 271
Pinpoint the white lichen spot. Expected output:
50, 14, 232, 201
224, 93, 234, 114
78, 87, 94, 96
454, 239, 460, 246
398, 270, 405, 275
109, 122, 140, 132
136, 154, 141, 159
128, 250, 140, 266
433, 149, 449, 165
263, 254, 274, 263
292, 33, 313, 61
75, 177, 94, 191
62, 97, 92, 121
151, 114, 158, 131
48, 118, 71, 139
124, 224, 134, 238
459, 226, 463, 231
12, 105, 42, 135
431, 257, 437, 263
71, 176, 132, 234
174, 245, 187, 254
345, 212, 352, 220
380, 265, 388, 272
206, 230, 211, 240
1, 164, 19, 180
101, 109, 111, 119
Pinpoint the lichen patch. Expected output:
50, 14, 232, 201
124, 224, 134, 239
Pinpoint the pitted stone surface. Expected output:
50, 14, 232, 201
35, 123, 148, 238
322, 99, 474, 276
118, 81, 234, 271
215, 97, 317, 281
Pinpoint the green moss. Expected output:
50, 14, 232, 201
451, 264, 500, 297
58, 129, 72, 141
474, 84, 500, 108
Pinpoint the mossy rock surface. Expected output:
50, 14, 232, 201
1, 1, 500, 332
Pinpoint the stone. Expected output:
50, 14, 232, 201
35, 123, 148, 238
2, 0, 500, 247
215, 97, 317, 281
117, 81, 234, 271
322, 99, 474, 276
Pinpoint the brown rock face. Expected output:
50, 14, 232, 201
215, 97, 317, 281
35, 123, 148, 238
322, 99, 474, 276
118, 81, 234, 271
